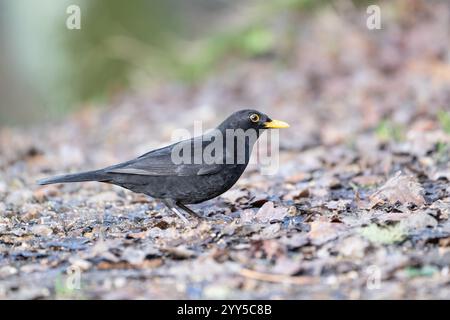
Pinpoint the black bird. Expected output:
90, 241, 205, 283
38, 109, 289, 223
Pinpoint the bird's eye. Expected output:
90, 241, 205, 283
249, 113, 260, 123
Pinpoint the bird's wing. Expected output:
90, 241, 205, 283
104, 138, 224, 177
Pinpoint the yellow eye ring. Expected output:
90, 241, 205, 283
249, 114, 260, 123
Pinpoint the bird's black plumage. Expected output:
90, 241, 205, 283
38, 109, 289, 223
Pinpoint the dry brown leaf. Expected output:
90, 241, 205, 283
220, 189, 250, 204
33, 185, 60, 202
255, 201, 288, 223
369, 171, 425, 207
352, 175, 384, 187
308, 218, 346, 245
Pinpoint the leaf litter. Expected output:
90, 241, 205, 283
1, 0, 450, 299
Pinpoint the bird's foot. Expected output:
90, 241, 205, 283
176, 202, 233, 223
162, 200, 233, 225
162, 199, 190, 225
176, 202, 204, 219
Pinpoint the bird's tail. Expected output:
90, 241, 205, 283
37, 169, 109, 185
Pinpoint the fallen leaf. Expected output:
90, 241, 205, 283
352, 175, 384, 187
68, 257, 92, 271
257, 224, 281, 240
220, 189, 249, 204
126, 230, 150, 239
255, 202, 288, 223
33, 185, 60, 202
283, 188, 310, 201
162, 245, 196, 259
30, 224, 53, 237
121, 247, 146, 265
338, 236, 368, 259
271, 256, 301, 275
308, 218, 346, 245
369, 171, 425, 207
240, 209, 256, 224
399, 212, 438, 231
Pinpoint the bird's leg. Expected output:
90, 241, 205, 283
176, 202, 204, 219
161, 199, 190, 225
177, 202, 233, 223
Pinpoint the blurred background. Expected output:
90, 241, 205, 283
2, 0, 450, 300
1, 0, 449, 149
0, 0, 374, 125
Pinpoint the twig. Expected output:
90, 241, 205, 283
239, 268, 319, 285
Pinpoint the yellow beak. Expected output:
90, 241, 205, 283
263, 119, 290, 129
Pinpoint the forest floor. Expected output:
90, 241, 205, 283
1, 1, 450, 299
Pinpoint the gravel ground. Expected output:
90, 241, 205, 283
1, 0, 450, 299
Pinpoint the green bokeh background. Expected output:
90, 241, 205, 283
0, 0, 369, 125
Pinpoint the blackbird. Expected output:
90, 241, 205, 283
38, 109, 289, 223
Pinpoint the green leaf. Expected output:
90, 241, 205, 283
359, 224, 406, 244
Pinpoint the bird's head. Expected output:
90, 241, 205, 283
218, 109, 290, 131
